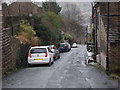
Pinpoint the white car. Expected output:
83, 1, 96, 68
49, 45, 60, 60
28, 46, 54, 66
72, 43, 77, 48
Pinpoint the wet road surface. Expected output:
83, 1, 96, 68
3, 45, 118, 88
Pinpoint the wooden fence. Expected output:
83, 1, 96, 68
2, 27, 12, 75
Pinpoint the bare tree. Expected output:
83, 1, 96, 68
61, 3, 85, 44
61, 3, 84, 24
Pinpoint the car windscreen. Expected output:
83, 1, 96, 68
60, 44, 65, 47
30, 48, 47, 53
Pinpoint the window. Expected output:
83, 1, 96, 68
30, 48, 46, 53
48, 47, 52, 52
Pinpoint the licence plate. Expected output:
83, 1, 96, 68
35, 59, 42, 61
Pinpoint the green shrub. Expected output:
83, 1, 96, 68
19, 20, 36, 40
33, 12, 63, 45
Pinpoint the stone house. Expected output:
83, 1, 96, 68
2, 2, 42, 17
2, 2, 43, 27
92, 2, 120, 73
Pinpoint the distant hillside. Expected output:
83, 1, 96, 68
59, 2, 92, 25
76, 2, 92, 25
30, 2, 92, 25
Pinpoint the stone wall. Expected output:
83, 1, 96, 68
99, 17, 107, 69
0, 4, 2, 78
109, 43, 120, 73
95, 2, 120, 73
109, 2, 120, 43
94, 4, 107, 69
108, 2, 120, 73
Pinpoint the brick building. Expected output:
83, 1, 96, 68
92, 2, 120, 73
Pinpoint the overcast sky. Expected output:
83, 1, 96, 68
32, 0, 95, 2
2, 0, 120, 4
2, 0, 95, 3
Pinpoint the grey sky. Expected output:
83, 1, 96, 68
2, 0, 95, 3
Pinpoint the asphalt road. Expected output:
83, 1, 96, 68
2, 45, 118, 88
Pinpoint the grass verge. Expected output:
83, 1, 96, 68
90, 63, 120, 80
109, 73, 120, 80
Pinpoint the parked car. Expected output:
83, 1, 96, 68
49, 45, 60, 60
58, 43, 69, 52
28, 46, 54, 66
65, 42, 71, 51
72, 43, 77, 48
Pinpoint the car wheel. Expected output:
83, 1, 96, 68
28, 63, 32, 67
67, 49, 69, 52
55, 56, 57, 60
88, 59, 91, 64
54, 57, 56, 60
52, 59, 54, 64
58, 55, 60, 59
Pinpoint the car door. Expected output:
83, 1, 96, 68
56, 49, 60, 57
54, 46, 58, 56
48, 47, 54, 62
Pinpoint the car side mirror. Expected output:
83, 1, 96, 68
50, 51, 53, 53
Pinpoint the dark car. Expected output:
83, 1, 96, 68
58, 43, 69, 52
65, 42, 71, 51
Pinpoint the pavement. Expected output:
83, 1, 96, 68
2, 45, 119, 89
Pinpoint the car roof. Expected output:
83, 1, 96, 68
30, 46, 49, 49
48, 45, 55, 47
60, 43, 66, 44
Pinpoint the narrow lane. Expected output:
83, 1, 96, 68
3, 45, 118, 88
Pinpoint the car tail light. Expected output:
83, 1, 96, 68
65, 45, 68, 47
52, 47, 56, 49
45, 52, 48, 57
28, 53, 32, 58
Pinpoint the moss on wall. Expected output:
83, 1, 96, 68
109, 43, 120, 74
